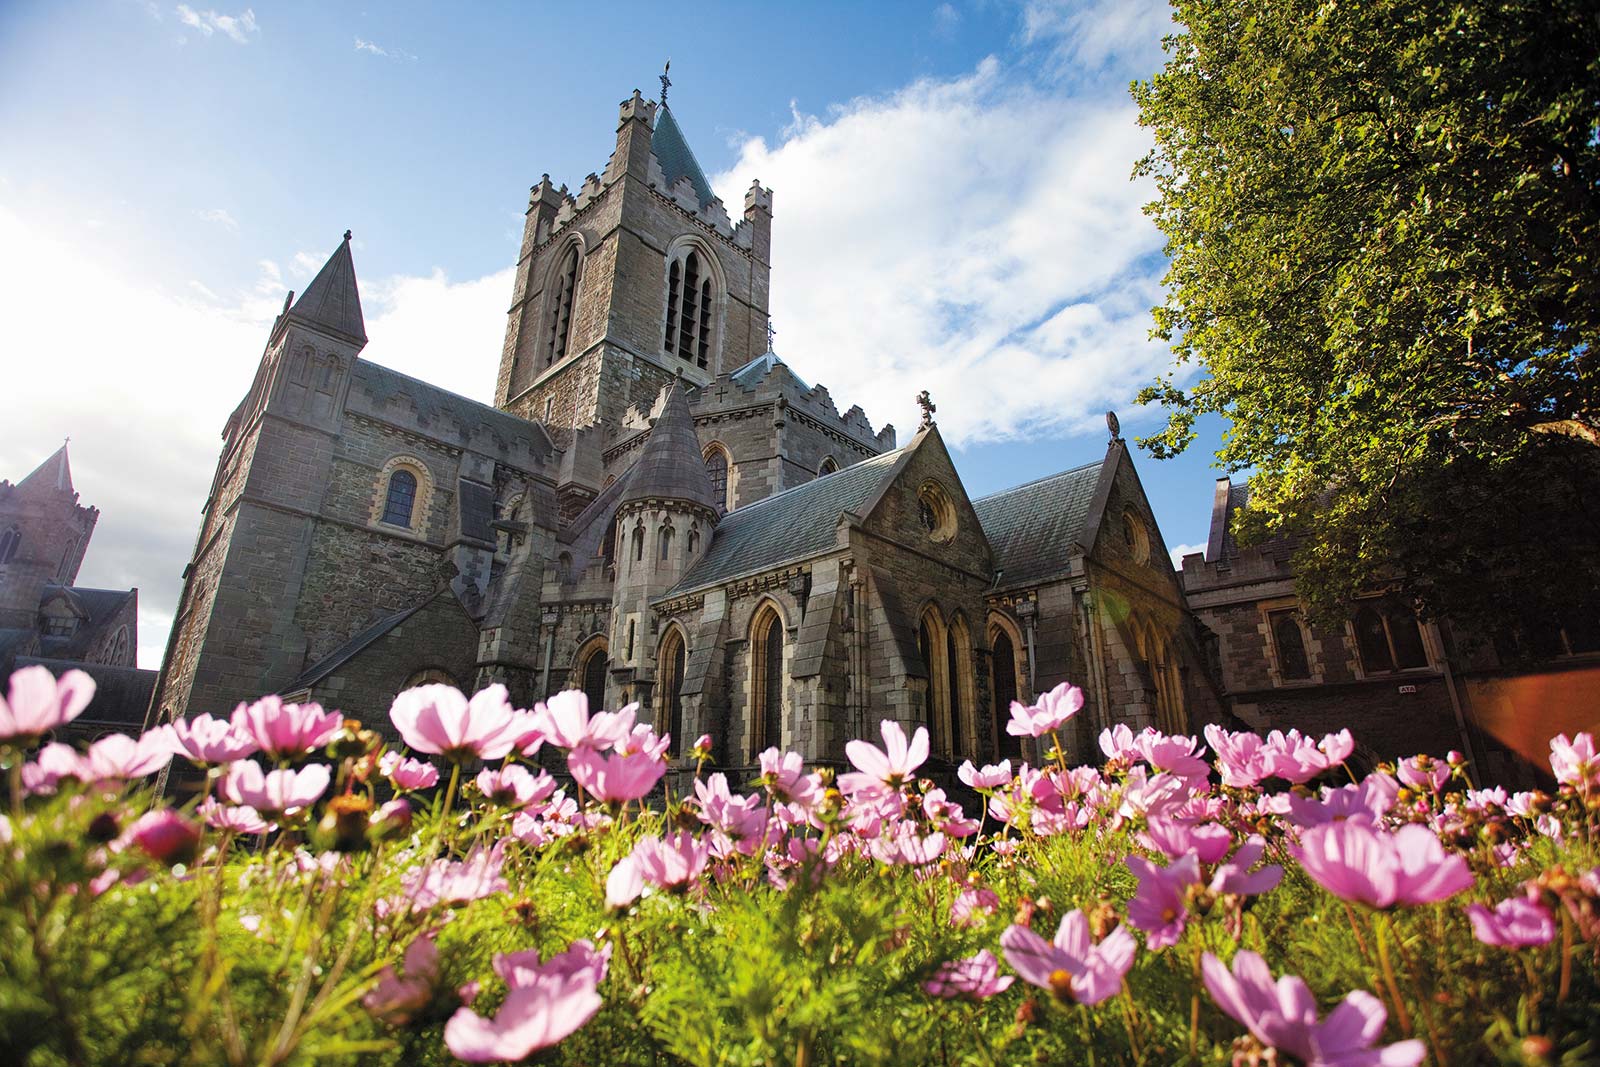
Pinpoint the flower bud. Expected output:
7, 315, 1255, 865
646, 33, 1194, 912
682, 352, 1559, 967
86, 811, 120, 844
369, 798, 412, 842
317, 793, 374, 852
126, 810, 202, 866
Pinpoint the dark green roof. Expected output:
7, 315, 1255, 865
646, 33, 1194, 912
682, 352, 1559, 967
665, 449, 904, 596
972, 461, 1103, 588
651, 105, 715, 207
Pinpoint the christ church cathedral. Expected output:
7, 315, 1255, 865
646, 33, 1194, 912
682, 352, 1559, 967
144, 80, 1567, 785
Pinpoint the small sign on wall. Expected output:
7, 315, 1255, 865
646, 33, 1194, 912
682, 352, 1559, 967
1398, 684, 1417, 694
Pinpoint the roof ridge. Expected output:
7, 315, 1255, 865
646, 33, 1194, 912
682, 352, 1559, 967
973, 459, 1102, 504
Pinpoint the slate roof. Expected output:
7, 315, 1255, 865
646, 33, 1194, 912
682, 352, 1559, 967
651, 105, 715, 207
619, 384, 721, 512
972, 460, 1103, 588
15, 657, 156, 732
15, 443, 73, 494
730, 350, 809, 391
666, 448, 904, 596
1218, 482, 1251, 559
288, 234, 367, 345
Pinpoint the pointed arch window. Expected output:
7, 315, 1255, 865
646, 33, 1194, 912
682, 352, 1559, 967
659, 524, 675, 561
751, 604, 786, 755
665, 247, 714, 368
546, 245, 581, 367
1269, 610, 1311, 681
818, 457, 839, 478
0, 526, 20, 564
658, 627, 687, 755
381, 469, 418, 527
991, 626, 1022, 761
631, 525, 646, 563
580, 644, 609, 713
703, 446, 730, 513
1354, 602, 1429, 674
601, 516, 619, 576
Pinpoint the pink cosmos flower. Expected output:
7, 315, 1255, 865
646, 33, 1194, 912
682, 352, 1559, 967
388, 684, 521, 763
630, 832, 710, 892
364, 935, 439, 1025
1007, 682, 1085, 738
443, 942, 604, 1063
869, 824, 946, 866
0, 665, 96, 744
958, 759, 1012, 790
1285, 778, 1396, 828
1293, 820, 1474, 909
1261, 729, 1335, 784
1550, 733, 1599, 791
1319, 730, 1355, 767
531, 690, 637, 752
605, 855, 645, 910
758, 747, 821, 806
379, 751, 440, 791
167, 713, 259, 765
1099, 723, 1139, 762
1395, 756, 1450, 793
1209, 837, 1284, 897
22, 741, 86, 794
923, 949, 1014, 1000
1202, 950, 1425, 1067
1000, 909, 1137, 1006
82, 730, 174, 781
198, 796, 275, 834
1135, 732, 1211, 784
694, 773, 767, 840
840, 719, 928, 795
1141, 815, 1232, 864
950, 886, 1000, 927
568, 745, 665, 803
402, 841, 510, 908
1127, 852, 1201, 949
615, 722, 669, 760
923, 788, 980, 837
476, 764, 555, 807
494, 939, 610, 990
220, 760, 331, 817
122, 809, 202, 865
231, 696, 342, 758
1204, 725, 1270, 788
1466, 895, 1556, 948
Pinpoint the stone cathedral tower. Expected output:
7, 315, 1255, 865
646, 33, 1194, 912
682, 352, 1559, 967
493, 86, 774, 520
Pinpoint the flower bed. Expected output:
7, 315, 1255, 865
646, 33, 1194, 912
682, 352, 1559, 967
1, 665, 1597, 1066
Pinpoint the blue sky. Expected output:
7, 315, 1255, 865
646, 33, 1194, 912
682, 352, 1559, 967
0, 0, 1229, 668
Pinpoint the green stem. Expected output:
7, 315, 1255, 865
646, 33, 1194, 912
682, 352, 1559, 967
1374, 913, 1413, 1036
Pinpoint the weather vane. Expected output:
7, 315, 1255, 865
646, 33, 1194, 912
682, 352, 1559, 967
916, 390, 936, 429
766, 319, 777, 350
660, 60, 671, 106
1106, 410, 1121, 442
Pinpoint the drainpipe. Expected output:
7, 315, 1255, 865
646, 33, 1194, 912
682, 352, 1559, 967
1436, 625, 1484, 772
1082, 589, 1113, 738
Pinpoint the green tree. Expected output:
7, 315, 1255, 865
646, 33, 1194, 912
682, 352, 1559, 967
1134, 0, 1600, 645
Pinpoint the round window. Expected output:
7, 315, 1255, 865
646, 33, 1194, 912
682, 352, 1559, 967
1121, 510, 1150, 564
917, 482, 957, 543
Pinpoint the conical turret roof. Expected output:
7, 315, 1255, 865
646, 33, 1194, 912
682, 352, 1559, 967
651, 105, 715, 208
619, 383, 720, 515
16, 442, 73, 493
287, 232, 367, 345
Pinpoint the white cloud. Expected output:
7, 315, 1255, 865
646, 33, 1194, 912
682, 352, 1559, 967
175, 5, 258, 43
354, 37, 416, 61
1168, 542, 1206, 569
197, 207, 237, 230
711, 52, 1171, 445
0, 205, 508, 670
289, 250, 324, 279
933, 3, 960, 36
1020, 0, 1172, 75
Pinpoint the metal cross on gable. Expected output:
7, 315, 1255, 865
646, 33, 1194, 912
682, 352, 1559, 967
660, 60, 671, 106
916, 390, 936, 428
766, 320, 777, 350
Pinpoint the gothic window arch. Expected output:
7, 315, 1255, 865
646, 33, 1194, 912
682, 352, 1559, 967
750, 600, 787, 756
659, 523, 675, 561
817, 456, 839, 478
631, 523, 646, 565
544, 241, 584, 368
1352, 600, 1430, 675
0, 527, 19, 564
371, 456, 434, 535
108, 625, 130, 665
556, 552, 573, 583
575, 637, 610, 712
687, 523, 701, 555
988, 612, 1028, 762
657, 624, 688, 755
663, 241, 721, 369
59, 537, 78, 578
703, 444, 732, 513
916, 604, 951, 758
601, 516, 619, 576
1269, 608, 1312, 682
948, 612, 978, 758
403, 667, 457, 690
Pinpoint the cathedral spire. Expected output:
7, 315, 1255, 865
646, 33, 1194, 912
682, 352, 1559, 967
286, 231, 367, 345
619, 383, 721, 517
16, 440, 74, 494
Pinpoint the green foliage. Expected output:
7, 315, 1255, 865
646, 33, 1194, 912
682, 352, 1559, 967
1132, 0, 1600, 636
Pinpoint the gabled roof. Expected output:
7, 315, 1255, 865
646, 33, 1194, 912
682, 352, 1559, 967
619, 384, 721, 513
15, 658, 157, 731
665, 448, 905, 596
37, 585, 135, 661
16, 443, 73, 494
287, 233, 367, 345
651, 105, 715, 207
730, 350, 809, 391
972, 460, 1104, 588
